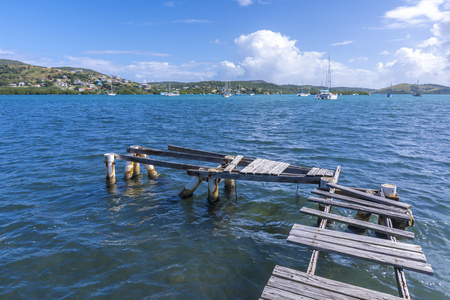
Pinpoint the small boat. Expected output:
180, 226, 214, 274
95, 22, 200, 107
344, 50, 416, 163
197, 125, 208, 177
387, 82, 392, 97
315, 53, 337, 100
222, 73, 231, 97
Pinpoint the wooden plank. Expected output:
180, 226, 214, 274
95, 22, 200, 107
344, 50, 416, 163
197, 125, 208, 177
223, 155, 243, 173
271, 265, 404, 300
300, 207, 415, 239
186, 169, 321, 184
240, 158, 264, 174
168, 144, 314, 174
306, 167, 320, 176
289, 228, 426, 262
287, 234, 433, 275
267, 276, 354, 300
269, 162, 290, 175
261, 285, 316, 300
253, 159, 275, 174
307, 165, 341, 275
291, 224, 422, 253
113, 153, 209, 171
307, 196, 411, 221
316, 168, 327, 176
327, 183, 412, 209
311, 189, 408, 214
127, 146, 228, 165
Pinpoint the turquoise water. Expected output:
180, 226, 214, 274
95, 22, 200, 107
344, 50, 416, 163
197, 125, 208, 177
0, 94, 448, 299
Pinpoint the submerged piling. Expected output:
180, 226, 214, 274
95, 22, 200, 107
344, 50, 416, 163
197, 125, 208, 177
179, 176, 202, 198
104, 153, 116, 185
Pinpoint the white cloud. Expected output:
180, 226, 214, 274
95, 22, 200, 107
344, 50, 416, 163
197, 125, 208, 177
210, 39, 221, 44
377, 47, 449, 83
174, 19, 212, 24
0, 48, 16, 55
83, 50, 171, 57
236, 0, 253, 6
332, 40, 354, 46
379, 50, 390, 55
228, 30, 379, 87
384, 0, 447, 28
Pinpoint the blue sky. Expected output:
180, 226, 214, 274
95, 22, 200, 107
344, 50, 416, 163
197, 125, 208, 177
1, 0, 449, 88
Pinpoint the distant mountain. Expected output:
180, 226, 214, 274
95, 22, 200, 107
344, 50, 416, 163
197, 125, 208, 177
375, 83, 450, 94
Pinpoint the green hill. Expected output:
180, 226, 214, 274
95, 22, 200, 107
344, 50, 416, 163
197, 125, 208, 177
1, 60, 449, 95
374, 83, 450, 94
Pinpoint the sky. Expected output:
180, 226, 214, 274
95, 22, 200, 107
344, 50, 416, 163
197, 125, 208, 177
1, 0, 449, 89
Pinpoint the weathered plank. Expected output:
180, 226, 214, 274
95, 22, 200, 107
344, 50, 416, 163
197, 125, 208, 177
307, 196, 411, 221
261, 284, 316, 300
287, 232, 433, 275
268, 265, 404, 300
113, 154, 208, 171
269, 162, 290, 175
168, 145, 315, 174
299, 207, 415, 239
307, 165, 341, 275
223, 155, 243, 173
306, 167, 320, 176
327, 183, 412, 209
266, 275, 354, 300
187, 169, 321, 184
289, 227, 426, 262
291, 224, 422, 253
127, 146, 229, 165
311, 189, 408, 214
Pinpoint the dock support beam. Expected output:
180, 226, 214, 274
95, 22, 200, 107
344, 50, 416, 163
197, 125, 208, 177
224, 179, 235, 191
141, 154, 159, 179
179, 176, 202, 198
208, 178, 220, 203
104, 153, 116, 185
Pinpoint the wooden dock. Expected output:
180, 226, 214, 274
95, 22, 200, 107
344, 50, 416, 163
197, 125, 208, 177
104, 145, 334, 202
260, 167, 433, 299
103, 145, 433, 299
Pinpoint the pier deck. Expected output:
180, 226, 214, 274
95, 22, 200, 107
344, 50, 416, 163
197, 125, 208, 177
103, 145, 433, 299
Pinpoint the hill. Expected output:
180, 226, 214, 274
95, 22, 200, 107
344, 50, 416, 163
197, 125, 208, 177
1, 60, 449, 95
374, 83, 450, 94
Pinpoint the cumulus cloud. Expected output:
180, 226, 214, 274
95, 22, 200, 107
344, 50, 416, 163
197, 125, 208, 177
379, 0, 450, 85
384, 0, 447, 28
226, 30, 378, 87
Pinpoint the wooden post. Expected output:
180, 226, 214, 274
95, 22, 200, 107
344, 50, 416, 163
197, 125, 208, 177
129, 146, 140, 178
179, 176, 202, 198
124, 160, 134, 180
141, 154, 159, 179
207, 178, 220, 203
224, 179, 235, 191
317, 177, 333, 225
104, 153, 116, 185
378, 184, 409, 230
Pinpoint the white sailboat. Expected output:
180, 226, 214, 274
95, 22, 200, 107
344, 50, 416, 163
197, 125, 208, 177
164, 83, 180, 96
297, 80, 310, 96
222, 72, 231, 97
107, 82, 116, 96
315, 53, 337, 100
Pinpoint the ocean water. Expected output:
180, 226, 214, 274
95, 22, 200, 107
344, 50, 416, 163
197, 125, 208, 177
0, 94, 448, 299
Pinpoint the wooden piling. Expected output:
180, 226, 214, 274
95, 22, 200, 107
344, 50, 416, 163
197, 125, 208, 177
207, 178, 220, 203
104, 153, 116, 185
124, 160, 134, 180
179, 176, 202, 198
378, 184, 409, 230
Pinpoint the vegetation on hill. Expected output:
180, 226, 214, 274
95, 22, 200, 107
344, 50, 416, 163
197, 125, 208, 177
0, 59, 449, 95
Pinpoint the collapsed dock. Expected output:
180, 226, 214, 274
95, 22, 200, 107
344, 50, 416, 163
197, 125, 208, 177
104, 145, 433, 299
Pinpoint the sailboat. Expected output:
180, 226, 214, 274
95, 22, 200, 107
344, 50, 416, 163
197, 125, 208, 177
387, 82, 392, 97
297, 80, 310, 96
412, 80, 422, 97
164, 83, 180, 96
315, 53, 337, 100
222, 73, 231, 97
107, 82, 116, 96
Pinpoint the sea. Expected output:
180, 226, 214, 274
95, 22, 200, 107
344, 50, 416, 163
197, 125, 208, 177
0, 94, 448, 299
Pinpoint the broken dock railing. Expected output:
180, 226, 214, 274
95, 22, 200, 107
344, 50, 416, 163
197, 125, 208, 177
104, 145, 334, 202
103, 145, 433, 299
